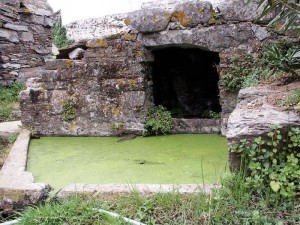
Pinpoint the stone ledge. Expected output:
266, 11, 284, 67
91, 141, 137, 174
56, 184, 220, 198
172, 118, 221, 134
0, 121, 22, 138
0, 129, 51, 213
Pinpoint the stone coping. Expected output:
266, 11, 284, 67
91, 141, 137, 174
0, 129, 51, 212
0, 121, 22, 138
56, 184, 220, 199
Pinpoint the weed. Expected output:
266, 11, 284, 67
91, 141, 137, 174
61, 99, 76, 122
231, 125, 300, 197
144, 105, 173, 136
0, 82, 26, 122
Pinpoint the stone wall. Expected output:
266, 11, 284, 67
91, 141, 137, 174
0, 0, 55, 86
21, 34, 154, 136
20, 0, 288, 136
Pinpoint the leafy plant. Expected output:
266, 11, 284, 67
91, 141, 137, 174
61, 99, 76, 122
144, 105, 173, 136
230, 125, 300, 197
251, 0, 300, 32
263, 42, 300, 77
170, 107, 184, 118
52, 17, 73, 48
202, 110, 221, 119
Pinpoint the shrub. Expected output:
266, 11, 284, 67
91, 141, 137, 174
0, 82, 26, 122
230, 125, 300, 197
52, 17, 73, 48
144, 105, 173, 136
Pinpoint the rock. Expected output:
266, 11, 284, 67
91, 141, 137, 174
172, 1, 213, 27
218, 0, 273, 23
252, 24, 270, 41
68, 48, 85, 60
3, 23, 29, 31
65, 13, 129, 42
127, 8, 171, 33
20, 31, 34, 42
142, 23, 255, 52
52, 44, 59, 56
227, 86, 300, 141
0, 28, 19, 43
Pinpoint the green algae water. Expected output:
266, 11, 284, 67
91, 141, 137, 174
27, 134, 229, 191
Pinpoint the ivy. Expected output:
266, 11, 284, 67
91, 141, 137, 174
230, 125, 300, 198
61, 99, 76, 122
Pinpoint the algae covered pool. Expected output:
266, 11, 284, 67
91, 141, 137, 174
27, 134, 229, 191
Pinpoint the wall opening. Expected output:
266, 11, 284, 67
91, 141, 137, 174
152, 47, 221, 118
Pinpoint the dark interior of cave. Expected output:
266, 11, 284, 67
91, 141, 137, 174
152, 47, 221, 118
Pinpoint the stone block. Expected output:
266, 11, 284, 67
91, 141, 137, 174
0, 28, 19, 43
172, 1, 212, 27
127, 8, 171, 33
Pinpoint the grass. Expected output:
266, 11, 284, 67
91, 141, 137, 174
27, 135, 228, 191
0, 82, 26, 122
0, 133, 18, 169
13, 173, 300, 225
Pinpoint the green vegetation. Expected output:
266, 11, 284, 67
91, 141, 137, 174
0, 82, 26, 122
27, 135, 228, 191
252, 0, 300, 33
18, 197, 129, 225
202, 110, 221, 119
144, 105, 173, 136
52, 17, 73, 49
280, 88, 300, 112
61, 99, 76, 122
231, 125, 300, 197
222, 41, 300, 92
16, 174, 300, 224
0, 133, 18, 169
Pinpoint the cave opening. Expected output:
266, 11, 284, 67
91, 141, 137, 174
151, 47, 221, 118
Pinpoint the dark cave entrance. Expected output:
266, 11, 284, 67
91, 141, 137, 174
152, 47, 221, 118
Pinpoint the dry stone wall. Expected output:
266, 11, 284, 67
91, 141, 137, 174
21, 34, 153, 136
20, 0, 289, 136
0, 0, 55, 86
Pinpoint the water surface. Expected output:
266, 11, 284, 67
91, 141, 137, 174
27, 134, 228, 191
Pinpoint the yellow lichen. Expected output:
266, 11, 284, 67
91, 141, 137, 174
124, 18, 131, 26
69, 123, 78, 130
172, 10, 192, 27
123, 33, 134, 41
65, 59, 72, 67
198, 8, 204, 15
128, 79, 137, 85
96, 39, 108, 47
44, 105, 51, 111
165, 13, 172, 21
135, 51, 144, 58
117, 79, 125, 86
112, 107, 121, 116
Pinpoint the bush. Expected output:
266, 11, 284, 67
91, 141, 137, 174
144, 105, 173, 136
230, 125, 300, 197
52, 18, 73, 48
0, 82, 26, 122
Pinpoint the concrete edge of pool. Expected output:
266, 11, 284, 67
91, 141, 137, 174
0, 129, 221, 212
